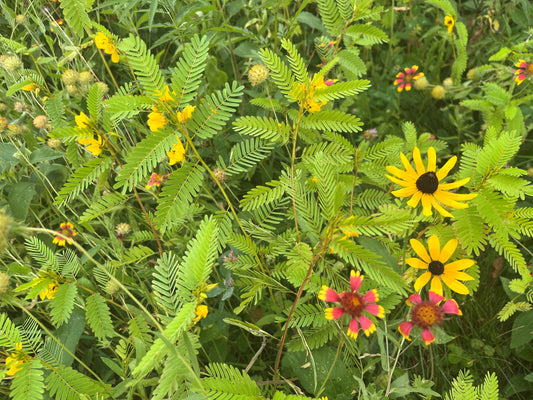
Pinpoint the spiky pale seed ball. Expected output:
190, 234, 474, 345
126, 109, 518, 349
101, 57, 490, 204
78, 71, 94, 84
414, 76, 429, 90
61, 69, 79, 85
95, 82, 109, 95
431, 85, 446, 100
115, 222, 132, 238
0, 103, 6, 112
105, 280, 121, 296
47, 137, 62, 149
2, 56, 22, 71
0, 272, 9, 296
33, 115, 48, 129
14, 102, 24, 113
248, 64, 269, 86
66, 84, 80, 96
0, 117, 8, 131
0, 55, 8, 66
7, 124, 23, 137
443, 77, 454, 88
212, 167, 227, 183
15, 15, 26, 24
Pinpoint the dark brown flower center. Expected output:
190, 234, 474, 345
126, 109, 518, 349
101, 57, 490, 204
411, 301, 443, 328
340, 292, 365, 317
428, 260, 445, 275
416, 171, 439, 194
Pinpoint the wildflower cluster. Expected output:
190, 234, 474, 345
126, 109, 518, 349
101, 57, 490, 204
294, 74, 336, 113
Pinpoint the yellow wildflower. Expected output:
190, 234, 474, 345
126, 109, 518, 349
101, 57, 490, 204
177, 105, 195, 123
444, 15, 455, 33
147, 110, 168, 132
193, 304, 208, 322
94, 32, 120, 63
167, 137, 185, 165
5, 343, 25, 376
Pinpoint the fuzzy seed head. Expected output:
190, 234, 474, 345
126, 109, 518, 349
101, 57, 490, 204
0, 117, 8, 131
431, 85, 446, 100
14, 102, 24, 113
248, 64, 269, 86
95, 82, 109, 95
62, 69, 79, 85
105, 280, 121, 296
78, 71, 94, 84
0, 272, 9, 296
47, 137, 62, 149
7, 124, 23, 137
33, 115, 48, 129
15, 15, 26, 24
442, 77, 454, 88
414, 76, 429, 90
2, 56, 22, 72
66, 84, 80, 96
0, 103, 6, 112
212, 167, 227, 183
115, 222, 132, 238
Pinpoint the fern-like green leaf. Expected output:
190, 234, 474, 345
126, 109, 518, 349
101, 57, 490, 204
338, 49, 367, 78
10, 360, 45, 400
224, 138, 275, 176
203, 363, 261, 399
119, 35, 165, 97
240, 179, 285, 211
288, 304, 328, 328
300, 110, 363, 133
105, 94, 154, 121
189, 81, 244, 139
316, 0, 343, 37
281, 38, 308, 84
153, 252, 181, 314
114, 130, 176, 192
453, 206, 487, 256
79, 193, 129, 223
233, 116, 290, 144
110, 246, 155, 268
452, 22, 468, 83
488, 233, 526, 272
45, 365, 107, 400
50, 283, 77, 327
314, 79, 371, 101
86, 294, 114, 339
54, 157, 113, 206
45, 93, 66, 128
171, 35, 210, 107
478, 372, 499, 400
259, 48, 296, 101
60, 0, 91, 37
154, 163, 205, 233
25, 237, 58, 271
0, 314, 22, 349
345, 24, 389, 45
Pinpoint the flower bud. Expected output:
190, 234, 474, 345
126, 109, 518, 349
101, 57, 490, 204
78, 71, 94, 84
105, 280, 121, 296
414, 76, 429, 90
442, 77, 454, 88
0, 117, 8, 131
15, 15, 26, 24
248, 64, 269, 86
2, 56, 22, 72
115, 222, 132, 239
431, 85, 446, 100
61, 69, 79, 85
66, 84, 80, 96
14, 102, 24, 113
47, 137, 62, 149
0, 272, 9, 296
95, 82, 109, 95
0, 210, 13, 255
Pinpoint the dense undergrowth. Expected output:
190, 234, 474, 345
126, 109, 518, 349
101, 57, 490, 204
0, 0, 532, 399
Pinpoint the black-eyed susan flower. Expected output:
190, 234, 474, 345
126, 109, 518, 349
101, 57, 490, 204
319, 270, 384, 339
53, 222, 77, 246
398, 291, 461, 345
147, 110, 168, 132
94, 32, 120, 63
514, 60, 532, 86
393, 66, 424, 92
407, 234, 474, 295
167, 136, 185, 165
444, 15, 455, 33
385, 147, 477, 218
5, 342, 26, 376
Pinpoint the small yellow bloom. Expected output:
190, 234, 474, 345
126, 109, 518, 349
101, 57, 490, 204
75, 112, 91, 129
39, 281, 59, 300
22, 84, 37, 91
167, 137, 185, 165
147, 111, 168, 132
5, 342, 25, 376
156, 85, 175, 103
444, 15, 455, 33
193, 304, 208, 322
177, 105, 195, 123
94, 32, 120, 63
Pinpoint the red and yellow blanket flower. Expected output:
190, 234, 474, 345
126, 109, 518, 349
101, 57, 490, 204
53, 222, 77, 246
393, 66, 424, 92
514, 60, 532, 86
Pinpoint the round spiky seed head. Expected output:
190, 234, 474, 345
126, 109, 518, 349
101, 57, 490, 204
61, 69, 79, 85
78, 71, 94, 84
33, 115, 48, 129
442, 77, 454, 88
0, 272, 9, 296
248, 64, 269, 86
0, 103, 6, 112
66, 84, 80, 96
212, 167, 227, 183
115, 222, 132, 238
47, 137, 62, 149
431, 85, 446, 100
2, 56, 22, 71
0, 210, 13, 255
95, 82, 109, 95
105, 279, 121, 296
414, 75, 429, 90
0, 117, 8, 131
15, 14, 26, 24
0, 55, 8, 66
14, 102, 24, 113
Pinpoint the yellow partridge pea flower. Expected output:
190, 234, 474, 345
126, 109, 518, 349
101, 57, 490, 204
385, 147, 477, 218
408, 234, 475, 295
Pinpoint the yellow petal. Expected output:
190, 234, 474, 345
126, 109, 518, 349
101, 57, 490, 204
445, 259, 475, 271
421, 194, 433, 216
410, 238, 431, 263
386, 165, 417, 182
430, 196, 455, 218
407, 190, 423, 208
427, 234, 440, 260
434, 191, 471, 209
412, 147, 426, 175
406, 258, 429, 269
436, 156, 457, 181
392, 186, 418, 198
441, 274, 469, 294
414, 271, 432, 291
400, 152, 417, 176
439, 239, 458, 263
427, 147, 436, 172
430, 276, 443, 296
438, 177, 470, 191
386, 174, 411, 188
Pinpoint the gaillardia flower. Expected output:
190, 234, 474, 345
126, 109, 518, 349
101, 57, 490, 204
399, 291, 461, 345
407, 234, 474, 295
393, 66, 424, 92
319, 270, 384, 339
444, 15, 455, 33
514, 60, 532, 86
146, 173, 170, 189
385, 147, 477, 218
53, 222, 77, 246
